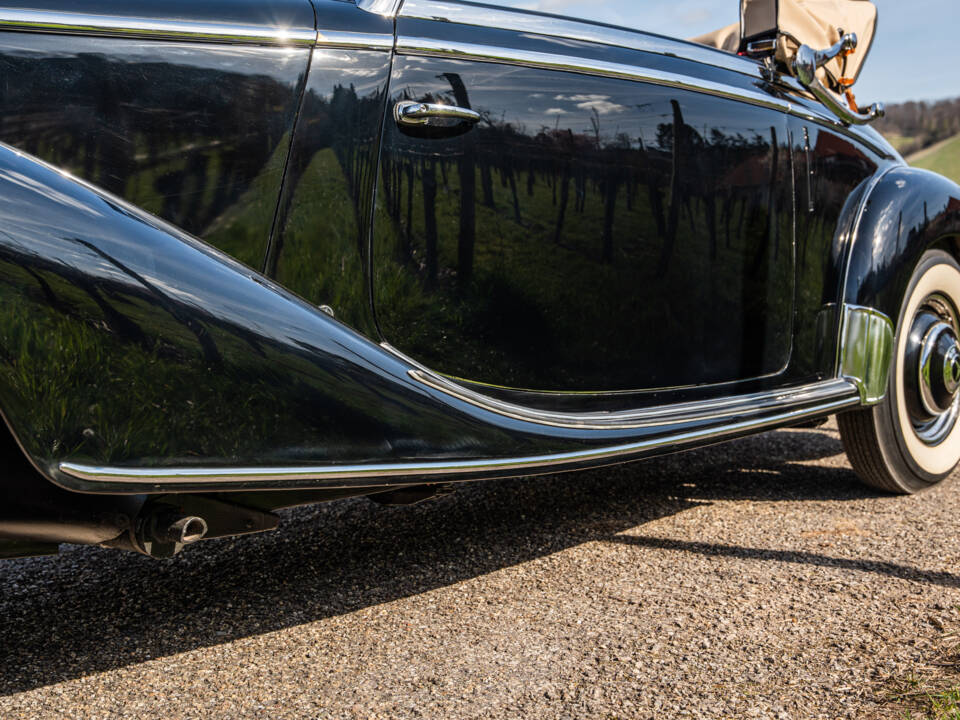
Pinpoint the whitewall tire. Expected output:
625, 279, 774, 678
839, 250, 960, 493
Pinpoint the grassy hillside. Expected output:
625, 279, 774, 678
907, 133, 960, 185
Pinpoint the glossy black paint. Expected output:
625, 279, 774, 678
0, 0, 951, 528
844, 166, 960, 321
0, 140, 860, 496
0, 0, 317, 30
266, 46, 392, 336
0, 32, 309, 269
787, 116, 885, 380
374, 46, 795, 392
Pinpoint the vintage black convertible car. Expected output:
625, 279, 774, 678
1, 0, 958, 560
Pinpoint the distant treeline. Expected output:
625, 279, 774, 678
873, 96, 960, 156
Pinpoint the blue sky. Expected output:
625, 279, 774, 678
497, 0, 960, 104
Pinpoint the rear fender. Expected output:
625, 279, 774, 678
839, 166, 960, 402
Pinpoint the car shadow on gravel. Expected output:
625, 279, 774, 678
606, 535, 960, 588
1, 426, 952, 695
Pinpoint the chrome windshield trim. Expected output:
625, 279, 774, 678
399, 0, 763, 80
396, 36, 792, 112
0, 8, 317, 45
58, 390, 858, 488
316, 29, 393, 50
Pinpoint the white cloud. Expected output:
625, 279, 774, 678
544, 107, 568, 115
576, 99, 626, 114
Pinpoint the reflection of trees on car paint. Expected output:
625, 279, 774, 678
373, 61, 796, 392
0, 36, 306, 270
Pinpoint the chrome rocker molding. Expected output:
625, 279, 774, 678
56, 303, 898, 493
0, 7, 318, 45
58, 384, 859, 491
384, 343, 854, 430
839, 305, 895, 405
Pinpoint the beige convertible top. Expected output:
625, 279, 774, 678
690, 0, 877, 88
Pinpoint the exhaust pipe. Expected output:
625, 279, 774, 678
126, 506, 209, 558
151, 514, 208, 545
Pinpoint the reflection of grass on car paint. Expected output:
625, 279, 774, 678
121, 135, 292, 270
0, 262, 290, 462
272, 147, 371, 332
204, 135, 291, 269
373, 157, 795, 390
0, 239, 479, 466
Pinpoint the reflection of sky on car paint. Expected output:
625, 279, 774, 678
491, 0, 960, 103
401, 56, 770, 149
0, 33, 308, 84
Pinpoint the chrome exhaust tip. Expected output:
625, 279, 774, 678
154, 515, 208, 545
132, 508, 209, 558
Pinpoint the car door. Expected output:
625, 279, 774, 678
371, 0, 795, 394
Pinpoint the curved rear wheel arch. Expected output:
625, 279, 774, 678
840, 248, 960, 493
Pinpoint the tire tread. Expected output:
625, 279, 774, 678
837, 408, 908, 494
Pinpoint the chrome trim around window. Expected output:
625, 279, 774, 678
399, 0, 762, 80
396, 36, 793, 114
0, 7, 317, 45
57, 385, 858, 490
839, 304, 895, 405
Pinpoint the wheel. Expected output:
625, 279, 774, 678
839, 249, 960, 493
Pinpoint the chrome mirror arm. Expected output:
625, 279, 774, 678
812, 33, 858, 69
793, 37, 884, 126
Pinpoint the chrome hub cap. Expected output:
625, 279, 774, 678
905, 294, 960, 445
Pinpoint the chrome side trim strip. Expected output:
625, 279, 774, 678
396, 35, 894, 159
316, 29, 393, 51
57, 389, 858, 487
399, 0, 762, 80
357, 0, 405, 17
0, 8, 317, 45
396, 36, 792, 113
410, 370, 855, 429
382, 342, 855, 430
839, 304, 895, 405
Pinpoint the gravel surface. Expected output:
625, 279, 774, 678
2, 419, 959, 719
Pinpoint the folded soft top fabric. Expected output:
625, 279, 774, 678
691, 0, 877, 88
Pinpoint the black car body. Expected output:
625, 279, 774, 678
1, 0, 958, 559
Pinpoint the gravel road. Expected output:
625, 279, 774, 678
2, 420, 959, 719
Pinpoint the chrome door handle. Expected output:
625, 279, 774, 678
394, 100, 481, 127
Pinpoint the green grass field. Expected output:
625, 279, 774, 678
907, 134, 960, 185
